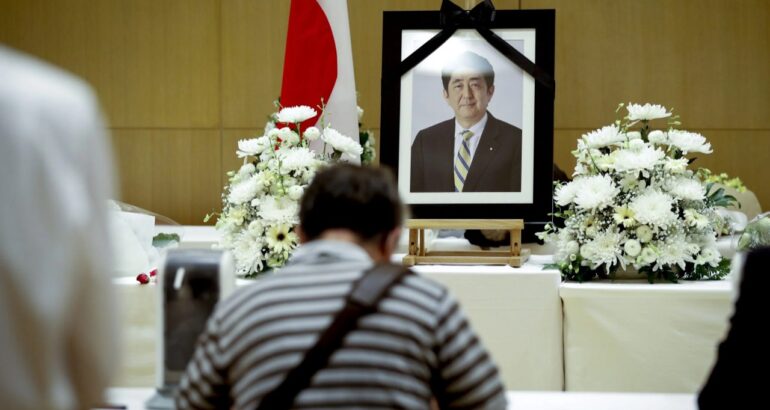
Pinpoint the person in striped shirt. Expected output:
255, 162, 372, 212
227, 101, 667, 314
177, 164, 507, 409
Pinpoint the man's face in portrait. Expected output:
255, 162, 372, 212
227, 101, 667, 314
443, 68, 495, 128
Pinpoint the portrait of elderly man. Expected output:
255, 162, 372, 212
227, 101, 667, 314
410, 50, 522, 193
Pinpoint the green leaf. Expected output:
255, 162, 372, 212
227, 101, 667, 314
153, 233, 181, 248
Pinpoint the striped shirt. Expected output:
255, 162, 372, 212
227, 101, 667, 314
177, 240, 507, 409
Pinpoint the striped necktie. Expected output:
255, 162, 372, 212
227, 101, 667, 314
454, 130, 474, 192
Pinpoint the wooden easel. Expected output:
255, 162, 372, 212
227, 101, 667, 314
403, 219, 530, 267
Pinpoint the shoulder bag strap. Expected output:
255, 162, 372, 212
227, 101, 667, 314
256, 263, 411, 410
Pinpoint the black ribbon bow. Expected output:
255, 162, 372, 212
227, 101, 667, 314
398, 0, 555, 95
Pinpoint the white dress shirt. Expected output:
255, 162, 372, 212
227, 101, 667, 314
453, 113, 488, 166
0, 46, 118, 410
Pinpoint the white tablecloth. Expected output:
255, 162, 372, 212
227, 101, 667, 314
411, 256, 564, 390
102, 388, 696, 410
560, 280, 735, 393
114, 226, 736, 394
113, 231, 564, 390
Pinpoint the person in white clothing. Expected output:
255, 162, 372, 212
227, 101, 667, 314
0, 45, 118, 410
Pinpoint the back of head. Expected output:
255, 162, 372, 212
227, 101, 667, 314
441, 50, 495, 91
299, 164, 404, 242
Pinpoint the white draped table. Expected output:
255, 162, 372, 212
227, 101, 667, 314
113, 226, 736, 394
560, 280, 735, 392
102, 388, 697, 410
113, 228, 564, 390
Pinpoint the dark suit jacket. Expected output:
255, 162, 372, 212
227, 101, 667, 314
698, 247, 768, 409
410, 113, 522, 192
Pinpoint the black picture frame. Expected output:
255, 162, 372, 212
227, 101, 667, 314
380, 9, 555, 235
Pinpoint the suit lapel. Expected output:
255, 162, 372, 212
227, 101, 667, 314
464, 115, 501, 190
436, 120, 455, 191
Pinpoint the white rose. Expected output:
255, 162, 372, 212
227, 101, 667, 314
288, 185, 304, 201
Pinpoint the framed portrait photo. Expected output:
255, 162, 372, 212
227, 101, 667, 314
380, 9, 555, 228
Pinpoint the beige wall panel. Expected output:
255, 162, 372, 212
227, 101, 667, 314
112, 130, 222, 225
221, 0, 290, 128
523, 0, 770, 129
552, 128, 590, 177
687, 130, 769, 212
0, 0, 221, 128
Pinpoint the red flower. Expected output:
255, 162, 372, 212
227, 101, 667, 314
149, 268, 158, 277
136, 273, 150, 284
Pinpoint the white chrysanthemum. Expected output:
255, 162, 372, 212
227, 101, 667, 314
237, 162, 256, 177
626, 103, 671, 121
224, 206, 248, 227
635, 225, 654, 243
228, 175, 261, 205
593, 152, 616, 171
277, 127, 300, 146
625, 131, 642, 140
580, 230, 625, 271
667, 130, 712, 154
653, 235, 697, 271
237, 136, 270, 157
266, 223, 298, 253
572, 175, 619, 210
695, 247, 721, 267
554, 237, 580, 264
247, 220, 264, 236
627, 138, 645, 151
663, 157, 689, 174
303, 126, 321, 141
276, 105, 317, 123
647, 130, 667, 145
613, 146, 665, 173
257, 195, 299, 223
629, 189, 677, 227
279, 147, 317, 171
580, 124, 625, 149
232, 231, 264, 274
668, 177, 706, 201
684, 209, 710, 229
322, 127, 363, 156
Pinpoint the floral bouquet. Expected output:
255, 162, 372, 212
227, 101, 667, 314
264, 100, 376, 165
208, 105, 362, 277
538, 103, 736, 283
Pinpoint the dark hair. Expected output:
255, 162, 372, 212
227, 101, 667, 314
441, 51, 495, 91
299, 164, 404, 241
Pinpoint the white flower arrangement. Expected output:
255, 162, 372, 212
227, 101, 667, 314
207, 105, 362, 276
538, 103, 738, 282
